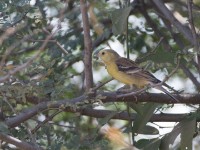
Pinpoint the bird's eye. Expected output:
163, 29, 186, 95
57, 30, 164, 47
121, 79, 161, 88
102, 52, 105, 55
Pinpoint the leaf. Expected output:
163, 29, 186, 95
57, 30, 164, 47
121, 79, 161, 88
0, 122, 10, 134
135, 138, 161, 150
160, 123, 182, 149
128, 103, 144, 115
145, 48, 176, 63
125, 125, 159, 135
14, 0, 31, 6
180, 117, 196, 150
98, 111, 120, 126
132, 103, 160, 134
139, 125, 159, 135
161, 116, 196, 150
110, 6, 132, 35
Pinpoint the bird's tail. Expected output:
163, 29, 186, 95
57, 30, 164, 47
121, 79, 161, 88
162, 82, 183, 94
155, 86, 179, 102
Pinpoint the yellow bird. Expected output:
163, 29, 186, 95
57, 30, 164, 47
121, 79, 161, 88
98, 49, 179, 102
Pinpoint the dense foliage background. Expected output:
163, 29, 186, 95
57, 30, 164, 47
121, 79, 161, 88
0, 0, 200, 149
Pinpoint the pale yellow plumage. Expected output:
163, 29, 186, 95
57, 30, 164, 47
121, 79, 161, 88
98, 49, 179, 102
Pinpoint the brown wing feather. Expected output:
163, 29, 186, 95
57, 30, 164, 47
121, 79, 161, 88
115, 57, 160, 84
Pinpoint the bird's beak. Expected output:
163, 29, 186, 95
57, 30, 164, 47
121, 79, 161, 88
93, 51, 100, 60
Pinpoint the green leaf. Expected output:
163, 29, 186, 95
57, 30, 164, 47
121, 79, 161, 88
0, 122, 10, 134
98, 111, 121, 126
14, 0, 31, 6
125, 124, 159, 135
139, 125, 159, 135
145, 48, 176, 63
135, 138, 161, 150
110, 6, 132, 35
132, 103, 160, 134
161, 116, 196, 150
160, 123, 182, 149
180, 117, 196, 150
128, 103, 144, 115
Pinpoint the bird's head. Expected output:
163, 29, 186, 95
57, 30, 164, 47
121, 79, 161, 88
98, 49, 120, 64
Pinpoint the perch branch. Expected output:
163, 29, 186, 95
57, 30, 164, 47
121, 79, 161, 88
5, 92, 200, 128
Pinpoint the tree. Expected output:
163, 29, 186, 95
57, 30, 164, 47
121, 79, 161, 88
0, 0, 200, 149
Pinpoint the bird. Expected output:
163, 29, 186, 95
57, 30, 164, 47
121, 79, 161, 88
98, 49, 179, 102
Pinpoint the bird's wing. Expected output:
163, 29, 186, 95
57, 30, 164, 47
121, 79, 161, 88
115, 57, 160, 84
115, 57, 141, 73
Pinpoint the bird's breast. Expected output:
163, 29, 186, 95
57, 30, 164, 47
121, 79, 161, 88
106, 63, 149, 88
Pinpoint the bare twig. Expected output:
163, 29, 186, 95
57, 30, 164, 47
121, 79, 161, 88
135, 36, 164, 63
1, 92, 16, 113
0, 28, 54, 83
139, 0, 172, 52
80, 0, 94, 91
0, 26, 18, 45
92, 78, 113, 91
39, 29, 69, 55
0, 20, 27, 46
31, 109, 63, 134
152, 0, 194, 45
0, 133, 41, 150
0, 29, 42, 68
162, 53, 180, 83
180, 63, 200, 89
151, 0, 200, 89
187, 0, 200, 71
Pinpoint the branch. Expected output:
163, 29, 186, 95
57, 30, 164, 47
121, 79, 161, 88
187, 0, 200, 71
0, 28, 42, 67
0, 133, 42, 150
6, 95, 84, 128
146, 0, 200, 90
0, 28, 53, 83
139, 0, 172, 52
80, 0, 93, 91
31, 109, 63, 134
151, 0, 194, 45
79, 108, 187, 122
5, 92, 200, 128
180, 63, 200, 89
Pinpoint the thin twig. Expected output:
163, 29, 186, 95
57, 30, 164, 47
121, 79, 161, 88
152, 0, 194, 45
0, 28, 42, 68
31, 109, 63, 134
187, 0, 200, 71
162, 53, 180, 83
135, 37, 164, 63
38, 29, 69, 55
180, 63, 200, 89
0, 28, 55, 83
0, 133, 41, 150
92, 78, 113, 91
0, 25, 21, 45
1, 92, 16, 113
